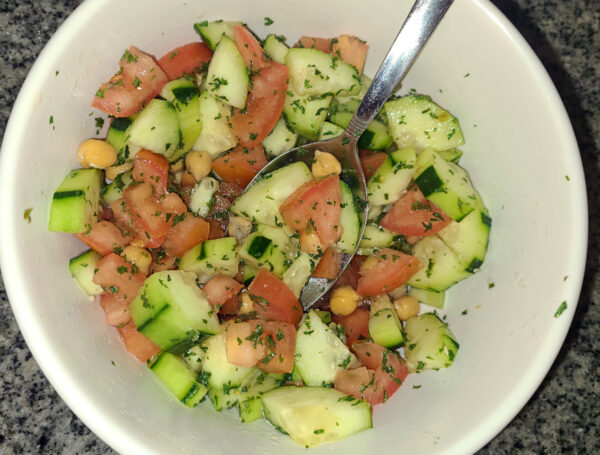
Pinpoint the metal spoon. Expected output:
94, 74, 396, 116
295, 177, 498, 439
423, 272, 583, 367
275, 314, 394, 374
247, 0, 455, 310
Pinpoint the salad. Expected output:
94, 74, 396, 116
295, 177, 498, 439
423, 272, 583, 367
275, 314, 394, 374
48, 20, 490, 447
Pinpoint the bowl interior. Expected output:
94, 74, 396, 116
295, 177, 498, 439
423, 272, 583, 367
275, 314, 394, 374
0, 0, 587, 454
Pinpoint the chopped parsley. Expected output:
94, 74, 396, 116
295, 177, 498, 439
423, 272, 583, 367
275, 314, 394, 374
554, 301, 568, 318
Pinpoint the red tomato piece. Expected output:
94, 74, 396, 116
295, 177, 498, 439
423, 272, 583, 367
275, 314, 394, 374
332, 307, 370, 347
118, 320, 161, 362
226, 320, 266, 368
280, 175, 342, 247
161, 192, 188, 215
133, 149, 169, 194
74, 220, 130, 256
150, 254, 178, 274
312, 247, 342, 279
123, 183, 171, 248
331, 35, 369, 74
259, 321, 296, 374
110, 198, 136, 238
203, 275, 244, 311
297, 36, 332, 53
359, 149, 387, 179
99, 292, 131, 327
353, 342, 409, 403
356, 248, 421, 297
247, 270, 302, 326
212, 144, 268, 188
334, 366, 379, 405
231, 62, 289, 147
233, 25, 268, 70
335, 255, 364, 290
93, 253, 146, 306
161, 215, 209, 257
91, 46, 169, 117
157, 42, 213, 80
381, 186, 452, 237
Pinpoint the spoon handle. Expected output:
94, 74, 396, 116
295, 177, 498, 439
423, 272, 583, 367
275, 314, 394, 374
346, 0, 454, 138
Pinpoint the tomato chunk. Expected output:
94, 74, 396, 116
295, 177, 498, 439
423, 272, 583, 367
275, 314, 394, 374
259, 321, 296, 374
212, 144, 268, 188
297, 36, 332, 53
99, 292, 131, 327
91, 46, 168, 117
312, 247, 342, 279
331, 35, 369, 74
157, 42, 213, 80
233, 25, 268, 70
332, 307, 370, 347
335, 255, 364, 290
123, 183, 171, 248
247, 270, 302, 326
359, 149, 386, 179
226, 320, 266, 368
203, 275, 244, 311
110, 198, 136, 238
133, 149, 169, 194
357, 248, 420, 297
280, 175, 342, 247
381, 185, 452, 236
75, 220, 130, 256
118, 320, 161, 362
334, 366, 379, 405
161, 215, 209, 257
93, 253, 146, 306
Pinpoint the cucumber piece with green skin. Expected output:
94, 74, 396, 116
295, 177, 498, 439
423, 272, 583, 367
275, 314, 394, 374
242, 263, 259, 286
188, 177, 220, 218
179, 237, 239, 278
368, 296, 405, 348
194, 20, 242, 51
193, 91, 237, 158
199, 333, 254, 411
367, 146, 416, 206
439, 148, 463, 164
127, 99, 181, 161
283, 91, 332, 140
262, 117, 298, 158
255, 223, 298, 260
230, 161, 313, 227
328, 99, 392, 150
160, 79, 202, 160
263, 34, 289, 64
319, 121, 344, 140
385, 95, 465, 151
285, 48, 361, 97
150, 352, 208, 408
48, 168, 103, 233
101, 170, 134, 205
237, 370, 282, 423
408, 287, 445, 309
68, 249, 103, 296
105, 117, 132, 158
129, 270, 222, 351
238, 233, 288, 278
404, 312, 459, 372
206, 36, 248, 109
282, 252, 315, 298
295, 311, 356, 386
262, 386, 372, 448
337, 181, 360, 254
358, 223, 398, 250
438, 209, 491, 273
408, 236, 472, 292
414, 148, 486, 221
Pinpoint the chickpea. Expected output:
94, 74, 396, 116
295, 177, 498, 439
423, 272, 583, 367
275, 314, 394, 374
186, 151, 212, 181
311, 150, 342, 179
104, 162, 133, 181
299, 228, 324, 255
239, 292, 254, 314
169, 159, 185, 174
330, 285, 360, 316
393, 295, 420, 321
122, 246, 152, 275
77, 139, 117, 169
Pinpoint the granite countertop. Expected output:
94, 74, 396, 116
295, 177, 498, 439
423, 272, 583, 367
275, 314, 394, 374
1, 1, 598, 453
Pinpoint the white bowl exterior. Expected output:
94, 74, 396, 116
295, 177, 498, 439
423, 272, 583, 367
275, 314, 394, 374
0, 0, 587, 454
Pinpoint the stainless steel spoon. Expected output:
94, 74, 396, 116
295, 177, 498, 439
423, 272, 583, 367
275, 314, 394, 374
247, 0, 455, 309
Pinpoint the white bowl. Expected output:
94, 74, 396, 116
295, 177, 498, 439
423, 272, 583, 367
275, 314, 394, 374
0, 0, 587, 453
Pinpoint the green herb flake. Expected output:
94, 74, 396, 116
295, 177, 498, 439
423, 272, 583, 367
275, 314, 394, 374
23, 208, 33, 223
313, 429, 324, 435
264, 17, 274, 26
554, 301, 567, 318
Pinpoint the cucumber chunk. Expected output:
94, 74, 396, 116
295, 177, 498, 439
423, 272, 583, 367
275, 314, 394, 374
319, 121, 344, 140
193, 91, 238, 158
262, 117, 298, 158
414, 148, 486, 221
230, 161, 313, 227
368, 295, 405, 348
238, 233, 288, 278
408, 287, 445, 309
194, 20, 242, 50
105, 117, 133, 159
282, 252, 315, 298
263, 34, 289, 64
242, 263, 259, 286
285, 48, 361, 97
150, 351, 208, 408
439, 148, 463, 164
336, 181, 360, 254
127, 99, 181, 161
206, 36, 248, 109
408, 236, 472, 292
129, 270, 222, 351
262, 386, 372, 447
101, 170, 134, 205
188, 177, 220, 218
283, 91, 332, 140
404, 312, 459, 372
237, 370, 282, 423
48, 168, 103, 233
179, 237, 239, 278
367, 146, 416, 206
358, 223, 398, 250
385, 95, 464, 151
328, 99, 392, 150
295, 310, 356, 386
68, 249, 103, 296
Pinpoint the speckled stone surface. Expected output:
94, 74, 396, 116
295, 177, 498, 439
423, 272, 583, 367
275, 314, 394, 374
0, 1, 598, 454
